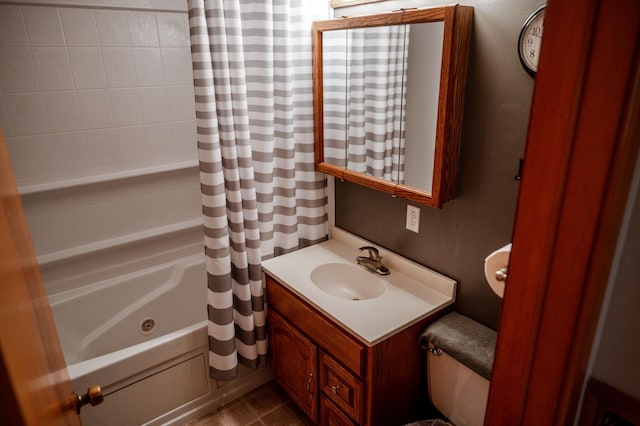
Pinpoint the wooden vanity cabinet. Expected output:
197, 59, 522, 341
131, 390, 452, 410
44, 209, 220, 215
266, 274, 439, 426
321, 396, 357, 426
269, 309, 318, 421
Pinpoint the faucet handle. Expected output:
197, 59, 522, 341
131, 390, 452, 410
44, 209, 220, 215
359, 246, 380, 259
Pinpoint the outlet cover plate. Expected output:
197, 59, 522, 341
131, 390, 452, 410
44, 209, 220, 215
406, 205, 420, 233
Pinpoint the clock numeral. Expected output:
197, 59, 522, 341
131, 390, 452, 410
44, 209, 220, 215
529, 49, 536, 59
532, 26, 542, 37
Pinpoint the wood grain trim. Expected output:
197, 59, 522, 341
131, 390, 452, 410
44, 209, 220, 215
318, 163, 346, 180
319, 351, 364, 424
0, 132, 79, 424
268, 309, 318, 422
313, 6, 472, 209
312, 22, 324, 170
439, 6, 473, 206
365, 313, 443, 426
320, 395, 357, 426
486, 0, 640, 424
265, 275, 366, 376
315, 8, 444, 31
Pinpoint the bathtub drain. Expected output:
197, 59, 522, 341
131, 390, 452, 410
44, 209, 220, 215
140, 318, 157, 335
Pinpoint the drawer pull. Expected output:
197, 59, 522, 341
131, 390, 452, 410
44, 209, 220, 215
306, 373, 313, 394
330, 384, 341, 394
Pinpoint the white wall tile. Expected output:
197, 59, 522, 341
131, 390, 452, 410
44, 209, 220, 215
31, 47, 75, 91
127, 11, 159, 47
145, 123, 174, 159
115, 125, 147, 163
95, 10, 131, 47
171, 120, 197, 157
12, 134, 58, 177
156, 186, 201, 222
101, 197, 142, 237
58, 206, 107, 248
61, 8, 100, 47
157, 13, 188, 47
68, 48, 108, 89
183, 14, 191, 44
161, 47, 193, 85
4, 138, 23, 178
4, 93, 48, 136
24, 211, 54, 253
22, 6, 65, 47
132, 48, 165, 86
32, 206, 105, 253
85, 129, 121, 168
166, 85, 195, 121
50, 132, 90, 172
77, 89, 114, 129
109, 88, 142, 126
42, 91, 82, 133
139, 86, 170, 123
0, 98, 12, 137
102, 48, 137, 87
0, 5, 29, 47
0, 48, 40, 93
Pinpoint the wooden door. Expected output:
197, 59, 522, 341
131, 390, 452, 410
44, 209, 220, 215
485, 0, 640, 424
0, 131, 81, 425
268, 309, 318, 422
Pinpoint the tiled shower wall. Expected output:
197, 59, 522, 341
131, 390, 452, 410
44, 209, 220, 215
0, 1, 203, 295
0, 3, 196, 183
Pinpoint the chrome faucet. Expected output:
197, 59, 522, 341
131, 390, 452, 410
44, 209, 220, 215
356, 246, 390, 275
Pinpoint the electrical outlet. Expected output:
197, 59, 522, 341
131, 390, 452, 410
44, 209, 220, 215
406, 205, 420, 233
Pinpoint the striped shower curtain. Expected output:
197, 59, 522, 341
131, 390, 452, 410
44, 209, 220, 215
321, 25, 409, 182
188, 0, 328, 380
347, 26, 409, 183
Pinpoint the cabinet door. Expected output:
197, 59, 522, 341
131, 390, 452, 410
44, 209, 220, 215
320, 396, 357, 426
269, 309, 318, 422
319, 351, 363, 423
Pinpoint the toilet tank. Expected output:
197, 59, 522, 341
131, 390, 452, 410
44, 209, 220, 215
427, 343, 490, 426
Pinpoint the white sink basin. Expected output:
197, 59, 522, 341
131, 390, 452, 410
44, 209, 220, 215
310, 262, 386, 301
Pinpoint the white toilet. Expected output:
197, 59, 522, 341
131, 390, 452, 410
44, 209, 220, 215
426, 342, 490, 426
418, 312, 496, 426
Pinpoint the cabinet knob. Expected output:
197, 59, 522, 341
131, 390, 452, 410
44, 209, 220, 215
330, 384, 341, 394
74, 385, 104, 414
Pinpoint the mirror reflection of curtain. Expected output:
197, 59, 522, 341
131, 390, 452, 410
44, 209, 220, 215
322, 30, 349, 168
347, 26, 409, 183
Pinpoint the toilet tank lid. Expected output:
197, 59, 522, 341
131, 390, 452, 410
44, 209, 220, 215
419, 312, 497, 380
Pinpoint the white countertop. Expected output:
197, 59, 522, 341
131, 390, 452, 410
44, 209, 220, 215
262, 228, 456, 346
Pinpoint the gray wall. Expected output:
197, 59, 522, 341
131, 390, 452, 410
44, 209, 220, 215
333, 0, 540, 330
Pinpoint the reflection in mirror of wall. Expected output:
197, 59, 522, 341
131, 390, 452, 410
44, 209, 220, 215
313, 6, 473, 208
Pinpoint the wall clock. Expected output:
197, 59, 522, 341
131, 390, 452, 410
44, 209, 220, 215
518, 4, 546, 76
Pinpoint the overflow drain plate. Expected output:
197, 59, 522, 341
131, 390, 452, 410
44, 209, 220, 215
140, 318, 157, 335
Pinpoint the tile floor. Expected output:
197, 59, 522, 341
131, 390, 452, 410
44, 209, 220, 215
184, 381, 314, 426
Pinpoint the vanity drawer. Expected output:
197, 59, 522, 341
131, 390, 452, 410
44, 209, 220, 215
319, 351, 364, 424
266, 275, 365, 376
320, 396, 357, 426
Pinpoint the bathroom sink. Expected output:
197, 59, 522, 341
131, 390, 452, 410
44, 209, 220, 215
310, 263, 386, 301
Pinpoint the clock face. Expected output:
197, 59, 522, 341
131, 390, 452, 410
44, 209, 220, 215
518, 5, 545, 76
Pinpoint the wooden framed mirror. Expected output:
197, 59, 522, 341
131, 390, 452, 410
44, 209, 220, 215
312, 6, 473, 208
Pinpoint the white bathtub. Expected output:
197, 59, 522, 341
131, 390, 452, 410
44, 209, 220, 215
48, 254, 271, 425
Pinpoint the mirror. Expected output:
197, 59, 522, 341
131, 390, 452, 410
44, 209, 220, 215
313, 6, 473, 208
